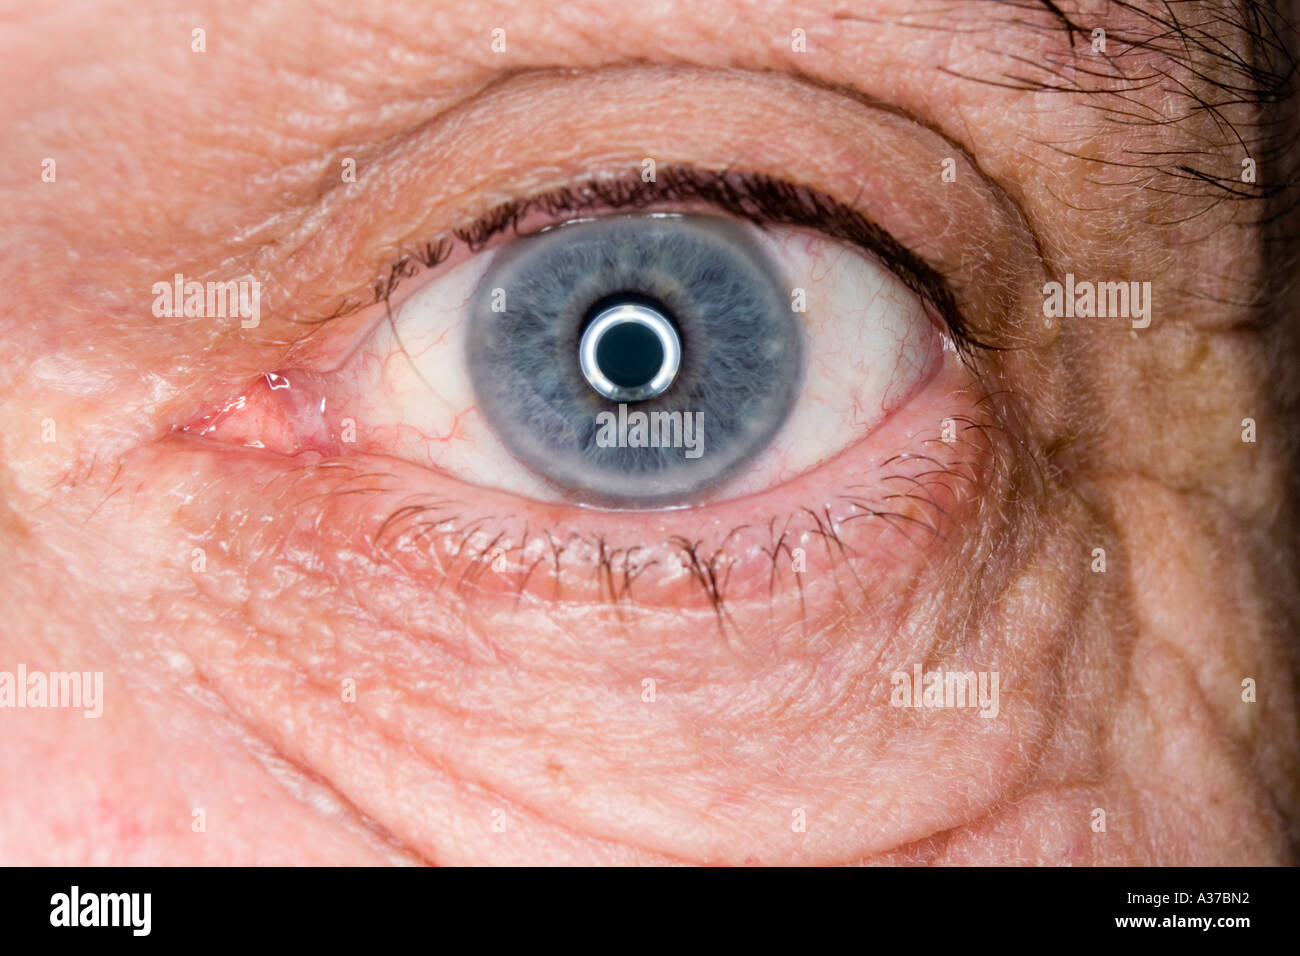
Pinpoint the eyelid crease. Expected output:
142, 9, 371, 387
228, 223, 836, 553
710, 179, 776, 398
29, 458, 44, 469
344, 166, 991, 359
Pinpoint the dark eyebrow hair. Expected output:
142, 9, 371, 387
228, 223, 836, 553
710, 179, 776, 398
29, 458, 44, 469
960, 0, 1299, 218
998, 0, 1300, 540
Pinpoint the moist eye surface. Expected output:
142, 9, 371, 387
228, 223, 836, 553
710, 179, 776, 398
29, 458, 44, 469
466, 214, 803, 507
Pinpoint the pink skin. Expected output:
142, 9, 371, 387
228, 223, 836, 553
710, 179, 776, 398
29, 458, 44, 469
0, 0, 1295, 864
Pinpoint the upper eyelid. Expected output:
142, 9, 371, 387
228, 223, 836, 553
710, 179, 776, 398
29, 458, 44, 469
262, 65, 1051, 362
341, 166, 987, 358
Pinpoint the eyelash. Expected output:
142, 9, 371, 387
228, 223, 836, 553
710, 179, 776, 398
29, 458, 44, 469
345, 165, 988, 358
358, 415, 1004, 631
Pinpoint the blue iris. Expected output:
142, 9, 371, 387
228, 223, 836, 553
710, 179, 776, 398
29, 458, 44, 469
466, 214, 802, 506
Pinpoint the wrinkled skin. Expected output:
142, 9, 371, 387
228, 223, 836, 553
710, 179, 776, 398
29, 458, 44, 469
0, 0, 1297, 865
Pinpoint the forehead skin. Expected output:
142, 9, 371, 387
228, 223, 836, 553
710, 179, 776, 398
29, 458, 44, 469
0, 0, 1295, 864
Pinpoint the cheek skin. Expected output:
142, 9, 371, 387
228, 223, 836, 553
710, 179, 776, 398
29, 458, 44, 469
45, 344, 1099, 865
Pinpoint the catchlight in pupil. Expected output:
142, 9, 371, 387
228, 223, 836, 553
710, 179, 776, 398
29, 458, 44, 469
579, 298, 681, 402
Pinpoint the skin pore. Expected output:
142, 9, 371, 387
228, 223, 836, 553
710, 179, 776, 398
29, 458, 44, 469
0, 0, 1296, 864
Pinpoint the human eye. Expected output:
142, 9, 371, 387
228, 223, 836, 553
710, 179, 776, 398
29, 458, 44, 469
181, 156, 1025, 617
192, 168, 958, 507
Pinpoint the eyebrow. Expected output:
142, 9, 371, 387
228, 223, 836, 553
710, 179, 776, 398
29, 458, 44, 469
994, 0, 1298, 488
977, 0, 1298, 215
839, 0, 1300, 339
827, 1, 1294, 219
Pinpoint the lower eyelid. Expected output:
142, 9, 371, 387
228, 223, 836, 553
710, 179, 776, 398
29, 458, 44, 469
158, 351, 1006, 635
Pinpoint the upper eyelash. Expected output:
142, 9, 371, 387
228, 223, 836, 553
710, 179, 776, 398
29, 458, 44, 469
347, 165, 990, 356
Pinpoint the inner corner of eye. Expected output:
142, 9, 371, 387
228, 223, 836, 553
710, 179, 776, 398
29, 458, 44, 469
356, 208, 943, 509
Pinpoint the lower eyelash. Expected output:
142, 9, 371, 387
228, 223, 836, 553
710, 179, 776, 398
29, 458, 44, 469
360, 409, 1017, 633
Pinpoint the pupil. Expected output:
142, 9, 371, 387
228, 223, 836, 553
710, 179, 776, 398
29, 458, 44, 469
595, 320, 663, 389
